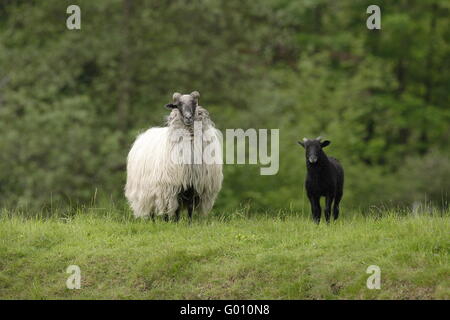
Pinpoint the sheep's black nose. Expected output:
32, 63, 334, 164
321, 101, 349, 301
184, 116, 193, 125
308, 156, 318, 163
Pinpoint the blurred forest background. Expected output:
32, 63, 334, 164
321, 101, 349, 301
0, 0, 448, 213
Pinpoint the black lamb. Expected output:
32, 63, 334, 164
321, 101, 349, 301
298, 137, 344, 224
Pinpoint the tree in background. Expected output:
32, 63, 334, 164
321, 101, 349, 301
0, 0, 448, 212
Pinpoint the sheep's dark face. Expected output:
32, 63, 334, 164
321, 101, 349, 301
297, 138, 330, 164
166, 91, 200, 126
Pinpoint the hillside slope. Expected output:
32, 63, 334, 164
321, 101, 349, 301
0, 212, 448, 299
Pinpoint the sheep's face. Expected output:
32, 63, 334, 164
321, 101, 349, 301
297, 137, 330, 164
166, 91, 200, 126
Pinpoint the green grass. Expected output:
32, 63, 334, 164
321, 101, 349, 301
0, 209, 448, 299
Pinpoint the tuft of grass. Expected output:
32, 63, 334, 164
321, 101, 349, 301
0, 209, 448, 299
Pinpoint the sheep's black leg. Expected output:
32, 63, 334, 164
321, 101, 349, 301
309, 197, 321, 224
180, 187, 195, 223
325, 196, 333, 223
187, 201, 194, 222
333, 193, 342, 220
173, 208, 180, 222
163, 214, 169, 222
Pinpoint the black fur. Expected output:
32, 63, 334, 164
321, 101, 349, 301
298, 138, 344, 224
174, 186, 199, 222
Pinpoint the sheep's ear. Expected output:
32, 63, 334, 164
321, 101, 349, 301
321, 140, 331, 148
297, 141, 305, 148
165, 103, 177, 109
172, 92, 181, 103
190, 91, 200, 101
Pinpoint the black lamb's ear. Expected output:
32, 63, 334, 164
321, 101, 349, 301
297, 141, 305, 148
165, 103, 177, 109
321, 140, 331, 148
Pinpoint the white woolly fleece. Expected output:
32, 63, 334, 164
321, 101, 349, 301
125, 106, 223, 218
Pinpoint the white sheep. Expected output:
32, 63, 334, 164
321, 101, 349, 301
125, 91, 223, 220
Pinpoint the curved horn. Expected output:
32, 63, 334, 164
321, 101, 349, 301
172, 92, 181, 103
190, 91, 200, 100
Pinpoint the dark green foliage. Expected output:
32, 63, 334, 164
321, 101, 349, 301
0, 0, 448, 212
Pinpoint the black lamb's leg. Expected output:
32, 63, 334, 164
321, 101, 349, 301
309, 196, 321, 224
325, 196, 333, 223
333, 192, 342, 220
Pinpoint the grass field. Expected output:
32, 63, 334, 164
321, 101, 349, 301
0, 209, 448, 299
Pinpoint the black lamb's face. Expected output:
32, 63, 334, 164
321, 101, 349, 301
297, 138, 331, 164
166, 91, 200, 126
